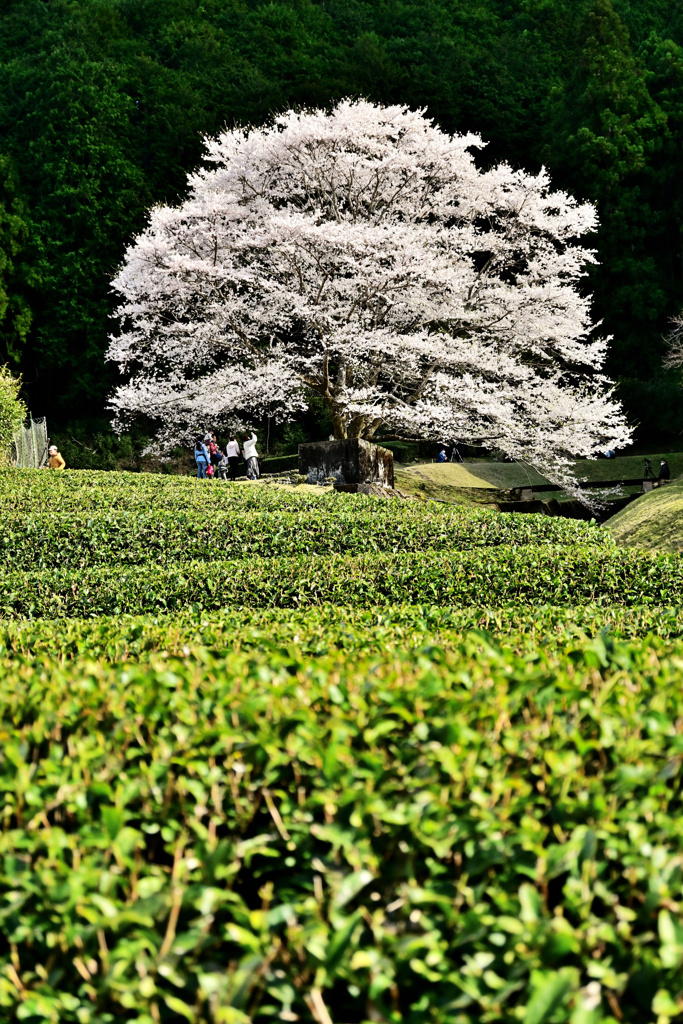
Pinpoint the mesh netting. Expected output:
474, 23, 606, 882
12, 417, 49, 469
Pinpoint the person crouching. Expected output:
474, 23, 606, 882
217, 453, 230, 480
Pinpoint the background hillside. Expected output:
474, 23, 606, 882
2, 0, 683, 443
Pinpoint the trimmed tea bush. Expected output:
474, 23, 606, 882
0, 602, 679, 659
0, 468, 334, 513
0, 637, 682, 1022
1, 546, 681, 618
2, 506, 611, 570
2, 603, 682, 662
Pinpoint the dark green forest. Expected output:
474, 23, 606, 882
2, 0, 683, 444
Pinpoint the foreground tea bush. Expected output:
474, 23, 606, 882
2, 547, 681, 617
5, 466, 683, 1023
2, 506, 610, 569
0, 637, 682, 1023
2, 604, 683, 661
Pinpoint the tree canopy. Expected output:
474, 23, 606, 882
110, 100, 630, 483
0, 364, 26, 465
1, 0, 683, 437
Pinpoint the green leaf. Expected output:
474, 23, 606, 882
652, 990, 681, 1019
524, 970, 576, 1024
101, 805, 123, 839
162, 994, 195, 1021
330, 869, 373, 911
325, 910, 362, 979
519, 884, 542, 924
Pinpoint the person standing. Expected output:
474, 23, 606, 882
242, 431, 259, 480
46, 445, 66, 470
226, 435, 241, 481
658, 459, 671, 483
206, 432, 221, 473
194, 436, 209, 479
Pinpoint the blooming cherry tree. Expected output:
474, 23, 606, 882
108, 99, 630, 481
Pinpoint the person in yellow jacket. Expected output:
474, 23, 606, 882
47, 445, 65, 470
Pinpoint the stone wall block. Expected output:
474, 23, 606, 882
298, 439, 394, 488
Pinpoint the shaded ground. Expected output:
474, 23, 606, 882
605, 479, 683, 553
575, 453, 683, 482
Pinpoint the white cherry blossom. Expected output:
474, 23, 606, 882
665, 314, 683, 370
108, 99, 631, 487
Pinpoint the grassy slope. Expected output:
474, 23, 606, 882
394, 467, 501, 506
396, 461, 545, 493
606, 479, 683, 552
396, 453, 683, 504
399, 453, 683, 488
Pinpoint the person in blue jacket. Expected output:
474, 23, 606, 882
436, 447, 447, 463
194, 435, 210, 479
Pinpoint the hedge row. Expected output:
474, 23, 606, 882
258, 453, 300, 473
2, 603, 683, 662
2, 547, 681, 617
0, 469, 335, 512
0, 637, 681, 1023
3, 506, 610, 569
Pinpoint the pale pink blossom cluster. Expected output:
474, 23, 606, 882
108, 99, 631, 486
665, 314, 683, 371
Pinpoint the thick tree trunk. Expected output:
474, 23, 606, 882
348, 415, 368, 438
298, 437, 394, 488
331, 409, 347, 439
362, 417, 384, 439
327, 393, 382, 441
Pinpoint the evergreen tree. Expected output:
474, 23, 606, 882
0, 155, 32, 365
0, 0, 682, 437
544, 0, 669, 381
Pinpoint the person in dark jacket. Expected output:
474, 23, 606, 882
206, 432, 221, 471
658, 459, 671, 482
225, 435, 241, 480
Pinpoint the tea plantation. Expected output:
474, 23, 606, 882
2, 469, 683, 1024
